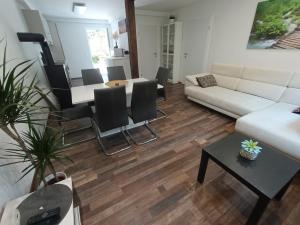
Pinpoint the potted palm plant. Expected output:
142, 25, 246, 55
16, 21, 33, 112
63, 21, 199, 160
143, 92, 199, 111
0, 38, 70, 188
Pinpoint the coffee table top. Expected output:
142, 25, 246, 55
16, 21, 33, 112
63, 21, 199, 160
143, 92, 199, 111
204, 132, 300, 199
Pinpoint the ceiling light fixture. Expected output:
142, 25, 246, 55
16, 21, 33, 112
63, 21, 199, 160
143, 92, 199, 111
73, 2, 87, 15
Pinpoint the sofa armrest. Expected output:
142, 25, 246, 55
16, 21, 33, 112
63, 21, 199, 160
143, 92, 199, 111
185, 73, 209, 87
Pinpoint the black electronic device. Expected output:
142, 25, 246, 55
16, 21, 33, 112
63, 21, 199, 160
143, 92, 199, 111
26, 207, 61, 225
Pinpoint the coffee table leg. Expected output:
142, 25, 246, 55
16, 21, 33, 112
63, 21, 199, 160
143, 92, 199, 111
197, 150, 209, 184
275, 178, 292, 201
246, 195, 270, 225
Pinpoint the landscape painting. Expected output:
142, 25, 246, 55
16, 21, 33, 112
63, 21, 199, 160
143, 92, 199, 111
118, 19, 127, 34
247, 0, 300, 49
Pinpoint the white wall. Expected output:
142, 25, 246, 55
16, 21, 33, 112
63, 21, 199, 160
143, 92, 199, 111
47, 17, 112, 78
0, 0, 49, 211
174, 0, 300, 76
136, 13, 168, 78
136, 14, 168, 26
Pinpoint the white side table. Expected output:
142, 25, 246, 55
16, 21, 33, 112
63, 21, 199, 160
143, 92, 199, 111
0, 178, 80, 225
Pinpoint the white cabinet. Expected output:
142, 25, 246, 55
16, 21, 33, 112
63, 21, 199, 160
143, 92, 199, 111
161, 22, 182, 84
22, 9, 53, 44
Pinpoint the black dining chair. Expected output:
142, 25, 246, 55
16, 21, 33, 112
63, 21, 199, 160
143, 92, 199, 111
107, 66, 127, 81
92, 86, 131, 155
53, 89, 95, 148
44, 65, 95, 148
81, 68, 104, 85
155, 67, 169, 120
126, 80, 158, 145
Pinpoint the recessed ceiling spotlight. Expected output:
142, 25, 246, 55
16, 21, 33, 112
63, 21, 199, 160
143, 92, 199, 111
73, 2, 87, 15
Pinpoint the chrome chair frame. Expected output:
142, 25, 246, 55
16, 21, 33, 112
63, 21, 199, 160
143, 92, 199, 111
125, 122, 158, 145
92, 120, 131, 156
60, 118, 95, 148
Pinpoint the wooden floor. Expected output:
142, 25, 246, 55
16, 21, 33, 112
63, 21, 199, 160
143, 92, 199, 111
56, 83, 300, 225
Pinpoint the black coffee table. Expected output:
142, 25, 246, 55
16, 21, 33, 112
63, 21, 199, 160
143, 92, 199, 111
197, 132, 300, 225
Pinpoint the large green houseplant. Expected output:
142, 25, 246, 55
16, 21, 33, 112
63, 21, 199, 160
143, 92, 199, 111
0, 38, 70, 187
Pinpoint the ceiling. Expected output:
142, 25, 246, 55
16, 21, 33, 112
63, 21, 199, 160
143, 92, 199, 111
25, 0, 199, 21
135, 0, 199, 12
26, 0, 126, 21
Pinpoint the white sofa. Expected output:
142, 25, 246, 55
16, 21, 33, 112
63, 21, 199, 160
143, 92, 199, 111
185, 64, 300, 160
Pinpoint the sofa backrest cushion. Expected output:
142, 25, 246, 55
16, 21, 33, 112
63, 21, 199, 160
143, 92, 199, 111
185, 73, 240, 90
242, 67, 292, 86
213, 74, 240, 90
279, 73, 300, 105
237, 80, 286, 101
288, 73, 300, 88
280, 88, 300, 106
211, 64, 243, 78
185, 73, 209, 86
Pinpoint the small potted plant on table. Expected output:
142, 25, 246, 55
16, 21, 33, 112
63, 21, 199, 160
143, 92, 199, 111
240, 139, 262, 160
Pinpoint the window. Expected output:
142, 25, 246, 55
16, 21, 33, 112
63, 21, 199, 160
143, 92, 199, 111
86, 28, 110, 77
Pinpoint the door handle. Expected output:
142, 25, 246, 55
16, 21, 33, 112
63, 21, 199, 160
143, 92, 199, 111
184, 53, 188, 59
154, 52, 158, 58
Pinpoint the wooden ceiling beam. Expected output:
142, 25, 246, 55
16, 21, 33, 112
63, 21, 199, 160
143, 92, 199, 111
125, 0, 139, 78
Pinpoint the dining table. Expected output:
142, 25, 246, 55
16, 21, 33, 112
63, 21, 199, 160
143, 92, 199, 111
71, 77, 163, 106
70, 77, 164, 137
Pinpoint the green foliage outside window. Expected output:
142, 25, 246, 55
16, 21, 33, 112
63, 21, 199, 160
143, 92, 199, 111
92, 55, 100, 64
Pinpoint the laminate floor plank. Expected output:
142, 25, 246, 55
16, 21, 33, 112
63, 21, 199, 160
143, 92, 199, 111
53, 83, 300, 225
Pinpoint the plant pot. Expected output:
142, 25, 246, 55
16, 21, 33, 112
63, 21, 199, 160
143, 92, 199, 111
240, 149, 259, 160
38, 172, 67, 189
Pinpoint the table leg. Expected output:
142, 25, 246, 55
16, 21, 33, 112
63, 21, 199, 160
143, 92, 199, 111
246, 195, 270, 225
275, 179, 293, 201
197, 150, 209, 184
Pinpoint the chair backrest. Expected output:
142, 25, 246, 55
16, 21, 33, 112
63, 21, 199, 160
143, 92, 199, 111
107, 66, 126, 81
82, 68, 104, 85
94, 86, 129, 132
52, 89, 73, 110
156, 67, 169, 87
156, 67, 169, 99
44, 65, 73, 109
131, 80, 157, 123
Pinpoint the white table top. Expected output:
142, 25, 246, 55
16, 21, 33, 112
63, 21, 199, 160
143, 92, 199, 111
0, 178, 74, 225
71, 78, 163, 105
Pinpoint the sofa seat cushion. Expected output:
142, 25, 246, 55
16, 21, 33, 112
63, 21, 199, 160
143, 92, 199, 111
236, 102, 300, 160
185, 86, 275, 116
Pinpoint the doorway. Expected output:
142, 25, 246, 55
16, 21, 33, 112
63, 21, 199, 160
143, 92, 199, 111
137, 24, 160, 80
181, 18, 212, 81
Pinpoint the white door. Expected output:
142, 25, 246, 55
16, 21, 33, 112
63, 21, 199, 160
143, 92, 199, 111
181, 19, 211, 80
137, 24, 160, 80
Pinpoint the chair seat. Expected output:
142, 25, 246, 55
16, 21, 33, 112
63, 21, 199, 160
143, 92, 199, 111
61, 104, 93, 121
